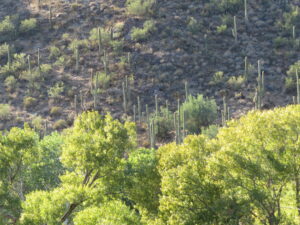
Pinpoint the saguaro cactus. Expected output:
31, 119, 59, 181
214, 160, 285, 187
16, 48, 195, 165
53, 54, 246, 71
244, 56, 248, 80
103, 50, 108, 75
7, 44, 11, 69
137, 96, 141, 123
75, 44, 79, 71
254, 60, 264, 109
296, 69, 299, 104
185, 81, 189, 100
37, 48, 41, 72
49, 6, 53, 29
232, 16, 238, 43
74, 94, 77, 115
222, 96, 230, 126
244, 0, 248, 24
122, 82, 127, 114
97, 27, 102, 57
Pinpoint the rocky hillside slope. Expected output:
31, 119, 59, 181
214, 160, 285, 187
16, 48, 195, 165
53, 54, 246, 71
0, 0, 299, 141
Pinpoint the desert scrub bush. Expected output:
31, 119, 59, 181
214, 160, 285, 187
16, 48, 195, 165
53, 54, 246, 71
227, 75, 246, 90
110, 40, 124, 53
94, 72, 110, 90
31, 115, 43, 131
151, 106, 173, 140
49, 46, 61, 60
113, 22, 125, 38
131, 20, 156, 41
68, 39, 89, 52
0, 16, 15, 41
126, 0, 155, 16
216, 24, 227, 34
274, 37, 292, 48
219, 0, 243, 13
4, 76, 17, 92
187, 17, 200, 34
19, 18, 37, 34
89, 27, 111, 47
0, 43, 11, 58
0, 104, 11, 120
180, 94, 217, 134
285, 60, 300, 92
209, 71, 225, 85
23, 96, 37, 109
0, 53, 27, 78
50, 106, 62, 117
53, 119, 67, 130
278, 6, 300, 32
40, 64, 52, 77
48, 82, 64, 99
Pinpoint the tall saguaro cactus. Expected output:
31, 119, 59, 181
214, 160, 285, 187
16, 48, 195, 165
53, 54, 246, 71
244, 0, 248, 24
122, 82, 127, 114
185, 81, 189, 100
232, 16, 238, 43
97, 27, 102, 57
75, 44, 79, 72
7, 44, 11, 69
244, 56, 248, 80
254, 60, 264, 109
222, 96, 230, 126
49, 6, 53, 29
137, 96, 141, 123
296, 69, 300, 104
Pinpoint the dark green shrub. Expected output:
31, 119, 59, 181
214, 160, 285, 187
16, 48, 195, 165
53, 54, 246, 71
187, 17, 200, 34
279, 6, 300, 32
285, 60, 300, 92
0, 16, 15, 41
151, 106, 173, 140
180, 95, 217, 134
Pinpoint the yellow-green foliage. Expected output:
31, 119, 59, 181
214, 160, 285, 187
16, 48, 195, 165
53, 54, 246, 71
31, 116, 43, 130
89, 27, 111, 47
19, 18, 37, 34
227, 75, 246, 90
210, 71, 225, 85
0, 104, 11, 120
23, 97, 37, 109
126, 0, 155, 16
3, 105, 300, 225
53, 119, 67, 130
0, 16, 15, 41
4, 76, 17, 92
50, 106, 62, 117
131, 20, 156, 41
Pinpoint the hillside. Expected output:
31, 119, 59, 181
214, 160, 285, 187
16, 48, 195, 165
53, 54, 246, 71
0, 0, 299, 140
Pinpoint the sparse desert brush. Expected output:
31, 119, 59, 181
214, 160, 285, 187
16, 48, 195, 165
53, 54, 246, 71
0, 104, 11, 120
23, 97, 37, 109
126, 0, 155, 16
